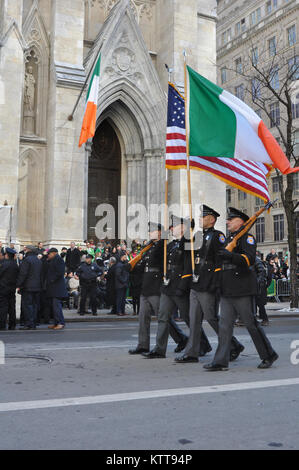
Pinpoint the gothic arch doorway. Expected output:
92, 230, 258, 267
87, 120, 121, 242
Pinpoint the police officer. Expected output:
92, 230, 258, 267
175, 205, 244, 363
204, 207, 278, 371
143, 216, 211, 359
129, 222, 189, 355
76, 254, 102, 316
0, 248, 19, 330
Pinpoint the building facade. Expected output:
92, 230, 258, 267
216, 0, 299, 259
0, 0, 226, 248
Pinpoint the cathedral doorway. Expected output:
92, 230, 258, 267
87, 120, 121, 242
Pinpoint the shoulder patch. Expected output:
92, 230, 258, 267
247, 236, 255, 245
219, 234, 226, 244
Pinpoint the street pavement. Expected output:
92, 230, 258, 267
0, 317, 299, 450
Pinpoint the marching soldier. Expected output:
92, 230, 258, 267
129, 222, 189, 355
143, 216, 212, 359
175, 205, 244, 363
0, 248, 19, 330
204, 207, 278, 371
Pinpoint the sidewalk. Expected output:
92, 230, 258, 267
61, 301, 299, 323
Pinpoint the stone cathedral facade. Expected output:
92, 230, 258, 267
0, 0, 225, 247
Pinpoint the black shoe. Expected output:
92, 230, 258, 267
8, 326, 16, 331
175, 355, 199, 363
199, 345, 212, 357
128, 347, 149, 355
142, 350, 166, 359
203, 363, 228, 371
19, 326, 36, 330
174, 337, 188, 353
79, 312, 85, 316
257, 352, 279, 369
230, 344, 245, 362
92, 313, 98, 316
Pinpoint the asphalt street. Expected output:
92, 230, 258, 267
0, 317, 299, 450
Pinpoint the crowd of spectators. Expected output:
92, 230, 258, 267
0, 238, 148, 330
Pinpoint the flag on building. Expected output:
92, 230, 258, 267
166, 82, 271, 202
186, 65, 299, 175
79, 54, 101, 147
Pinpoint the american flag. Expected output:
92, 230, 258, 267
165, 83, 271, 202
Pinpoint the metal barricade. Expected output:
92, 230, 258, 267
276, 279, 291, 299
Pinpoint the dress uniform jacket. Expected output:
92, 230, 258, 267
160, 237, 191, 297
138, 240, 164, 297
220, 232, 257, 297
189, 228, 226, 293
0, 259, 19, 293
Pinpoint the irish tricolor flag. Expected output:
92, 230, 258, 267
186, 66, 298, 175
79, 55, 101, 147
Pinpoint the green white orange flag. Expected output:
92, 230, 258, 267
186, 65, 299, 175
79, 55, 101, 147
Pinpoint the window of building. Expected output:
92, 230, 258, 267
269, 37, 276, 57
222, 28, 231, 45
241, 18, 246, 32
273, 0, 278, 8
270, 66, 279, 90
293, 172, 299, 195
252, 47, 258, 66
270, 102, 280, 127
226, 188, 231, 204
235, 84, 245, 101
238, 190, 247, 201
288, 56, 299, 81
287, 25, 296, 46
221, 67, 227, 84
255, 196, 263, 206
250, 7, 262, 25
256, 217, 265, 243
294, 130, 299, 157
235, 57, 242, 73
296, 217, 299, 239
292, 102, 299, 119
252, 78, 261, 99
272, 176, 280, 192
235, 21, 241, 36
274, 214, 284, 241
266, 0, 272, 14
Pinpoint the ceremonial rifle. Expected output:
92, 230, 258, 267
128, 241, 154, 271
226, 199, 277, 252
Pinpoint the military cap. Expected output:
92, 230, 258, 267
148, 221, 162, 232
86, 253, 93, 259
202, 205, 220, 219
6, 247, 16, 255
227, 207, 249, 222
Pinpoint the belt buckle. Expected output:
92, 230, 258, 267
145, 267, 149, 273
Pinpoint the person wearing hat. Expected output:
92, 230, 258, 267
129, 222, 190, 355
0, 247, 19, 330
143, 216, 211, 359
204, 207, 278, 371
45, 248, 68, 330
16, 245, 42, 330
75, 253, 103, 316
175, 205, 244, 363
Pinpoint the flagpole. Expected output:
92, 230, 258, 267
68, 51, 101, 122
183, 51, 196, 280
163, 73, 172, 285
